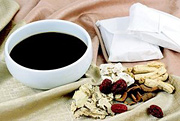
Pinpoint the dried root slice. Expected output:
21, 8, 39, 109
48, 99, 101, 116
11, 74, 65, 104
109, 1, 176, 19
134, 72, 152, 81
131, 93, 137, 102
74, 107, 107, 119
133, 65, 158, 74
115, 92, 127, 102
79, 83, 93, 96
140, 84, 158, 92
72, 84, 114, 119
149, 66, 167, 79
126, 67, 133, 73
144, 79, 159, 87
124, 67, 134, 78
138, 78, 145, 84
124, 97, 136, 105
85, 99, 103, 114
156, 73, 169, 81
116, 84, 143, 104
71, 101, 77, 113
137, 73, 168, 83
125, 72, 134, 79
134, 66, 167, 81
115, 94, 122, 100
130, 91, 143, 102
144, 79, 175, 94
158, 81, 175, 94
98, 98, 114, 115
136, 91, 142, 102
127, 85, 141, 92
141, 93, 156, 102
72, 90, 89, 108
147, 61, 165, 68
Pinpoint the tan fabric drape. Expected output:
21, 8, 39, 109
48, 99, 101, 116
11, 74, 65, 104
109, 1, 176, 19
1, 0, 180, 120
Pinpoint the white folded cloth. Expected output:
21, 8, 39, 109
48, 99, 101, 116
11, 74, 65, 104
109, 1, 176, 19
128, 3, 180, 52
96, 17, 163, 62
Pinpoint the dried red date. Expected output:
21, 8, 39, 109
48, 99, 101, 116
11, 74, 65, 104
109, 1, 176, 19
148, 105, 163, 118
99, 79, 112, 94
111, 79, 127, 94
111, 104, 128, 113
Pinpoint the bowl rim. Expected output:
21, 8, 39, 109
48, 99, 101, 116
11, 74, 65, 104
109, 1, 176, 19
4, 19, 92, 73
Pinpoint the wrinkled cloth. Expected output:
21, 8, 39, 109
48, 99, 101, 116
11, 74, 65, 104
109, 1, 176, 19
1, 0, 180, 121
0, 0, 19, 31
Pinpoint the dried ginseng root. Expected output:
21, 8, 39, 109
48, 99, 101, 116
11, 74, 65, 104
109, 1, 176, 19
129, 61, 175, 94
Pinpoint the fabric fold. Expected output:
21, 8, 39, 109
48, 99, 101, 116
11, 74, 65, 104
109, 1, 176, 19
0, 64, 100, 121
0, 0, 19, 31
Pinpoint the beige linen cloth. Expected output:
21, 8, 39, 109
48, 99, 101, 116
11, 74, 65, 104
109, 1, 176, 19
1, 0, 180, 120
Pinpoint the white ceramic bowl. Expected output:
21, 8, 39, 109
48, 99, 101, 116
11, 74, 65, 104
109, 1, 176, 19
4, 20, 92, 89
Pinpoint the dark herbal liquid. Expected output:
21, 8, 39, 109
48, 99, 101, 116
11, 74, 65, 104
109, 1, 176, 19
10, 32, 87, 70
